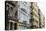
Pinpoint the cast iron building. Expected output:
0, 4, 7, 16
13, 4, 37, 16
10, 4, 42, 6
5, 1, 32, 30
5, 1, 19, 30
5, 1, 45, 30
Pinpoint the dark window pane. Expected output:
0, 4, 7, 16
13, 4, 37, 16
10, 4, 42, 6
21, 8, 27, 13
10, 22, 13, 30
14, 23, 17, 30
15, 11, 17, 18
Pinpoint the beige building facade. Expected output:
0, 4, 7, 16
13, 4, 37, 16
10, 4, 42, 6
31, 2, 39, 28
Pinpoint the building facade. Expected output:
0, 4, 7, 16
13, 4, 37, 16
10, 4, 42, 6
5, 1, 19, 30
5, 1, 45, 30
31, 2, 39, 28
5, 1, 32, 30
17, 1, 32, 29
38, 9, 45, 28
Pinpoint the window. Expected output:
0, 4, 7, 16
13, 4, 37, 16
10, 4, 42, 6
21, 8, 27, 13
6, 5, 9, 11
15, 11, 17, 18
10, 22, 13, 30
10, 7, 13, 11
14, 23, 17, 30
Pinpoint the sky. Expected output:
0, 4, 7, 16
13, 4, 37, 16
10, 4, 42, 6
37, 0, 45, 16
